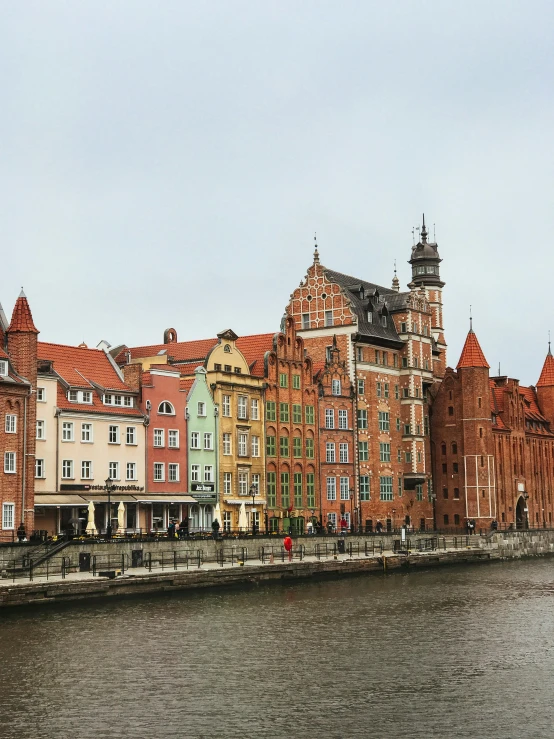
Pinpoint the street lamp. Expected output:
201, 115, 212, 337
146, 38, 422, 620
249, 483, 258, 536
105, 477, 115, 541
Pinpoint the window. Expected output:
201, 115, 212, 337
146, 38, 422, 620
305, 405, 315, 424
326, 477, 336, 501
252, 474, 260, 494
339, 443, 349, 463
306, 437, 315, 459
357, 410, 368, 429
124, 426, 135, 445
293, 436, 302, 458
82, 391, 92, 404
381, 316, 387, 328
358, 378, 365, 395
224, 472, 232, 496
326, 443, 336, 463
0, 360, 8, 377
448, 406, 454, 416
294, 473, 303, 507
69, 390, 78, 402
451, 442, 458, 455
382, 352, 388, 367
190, 464, 200, 482
204, 465, 213, 482
234, 367, 241, 375
279, 403, 289, 423
402, 388, 409, 398
61, 459, 73, 479
378, 412, 390, 432
251, 435, 260, 457
379, 476, 393, 501
168, 430, 178, 448
154, 429, 164, 447
453, 462, 459, 473
367, 312, 373, 323
443, 487, 448, 499
204, 432, 213, 450
154, 463, 164, 482
238, 433, 248, 457
396, 417, 401, 431
36, 419, 45, 440
266, 401, 276, 421
251, 398, 259, 420
35, 458, 45, 478
416, 484, 424, 501
223, 433, 232, 455
359, 441, 368, 461
108, 462, 119, 480
190, 432, 200, 449
325, 409, 334, 429
402, 357, 408, 368
397, 448, 402, 462
237, 396, 248, 420
266, 435, 276, 457
238, 471, 248, 496
222, 395, 231, 416
357, 347, 364, 362
384, 383, 389, 398
332, 379, 341, 395
126, 462, 137, 481
442, 463, 447, 474
376, 381, 381, 397
443, 514, 449, 526
279, 373, 288, 388
281, 473, 290, 507
302, 313, 310, 329
405, 451, 412, 463
398, 477, 403, 497
224, 364, 231, 373
404, 424, 411, 435
325, 310, 333, 326
81, 461, 92, 480
168, 463, 179, 482
280, 437, 289, 457
454, 488, 460, 499
325, 346, 332, 363
158, 401, 175, 415
307, 473, 315, 508
379, 443, 391, 462
62, 422, 74, 442
375, 351, 380, 365
108, 425, 119, 444
197, 401, 206, 417
4, 415, 16, 434
293, 404, 302, 424
266, 472, 276, 506
214, 363, 222, 371
360, 476, 370, 500
395, 385, 399, 400
292, 374, 301, 390
2, 503, 15, 530
3, 450, 16, 475
338, 409, 348, 429
37, 387, 45, 402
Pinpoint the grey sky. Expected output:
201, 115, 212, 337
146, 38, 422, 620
1, 1, 553, 384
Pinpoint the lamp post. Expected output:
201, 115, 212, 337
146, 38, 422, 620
249, 483, 258, 536
105, 477, 115, 541
349, 489, 354, 534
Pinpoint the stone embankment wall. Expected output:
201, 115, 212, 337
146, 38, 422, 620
481, 530, 554, 559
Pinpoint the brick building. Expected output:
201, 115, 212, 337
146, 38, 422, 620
0, 291, 38, 540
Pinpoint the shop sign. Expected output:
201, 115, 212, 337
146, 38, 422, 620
191, 483, 214, 493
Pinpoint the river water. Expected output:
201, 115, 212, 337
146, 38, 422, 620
1, 560, 554, 739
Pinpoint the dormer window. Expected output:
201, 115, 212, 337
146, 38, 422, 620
0, 360, 7, 376
381, 316, 387, 328
82, 391, 92, 404
224, 344, 231, 353
367, 312, 373, 323
69, 390, 78, 402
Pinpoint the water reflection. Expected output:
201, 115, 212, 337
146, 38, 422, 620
1, 560, 554, 738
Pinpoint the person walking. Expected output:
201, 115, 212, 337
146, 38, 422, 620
340, 516, 348, 536
283, 534, 293, 562
212, 518, 220, 540
17, 523, 26, 542
307, 520, 313, 535
167, 520, 175, 539
179, 517, 189, 539
375, 520, 383, 534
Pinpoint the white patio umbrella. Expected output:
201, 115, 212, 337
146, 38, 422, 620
85, 500, 97, 535
117, 501, 126, 532
238, 502, 248, 532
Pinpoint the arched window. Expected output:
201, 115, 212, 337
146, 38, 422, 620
451, 442, 457, 455
158, 401, 175, 415
441, 443, 446, 455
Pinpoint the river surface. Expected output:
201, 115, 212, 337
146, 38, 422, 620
1, 560, 554, 739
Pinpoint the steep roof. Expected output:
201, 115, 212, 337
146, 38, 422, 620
38, 342, 129, 390
456, 329, 489, 369
7, 290, 39, 334
537, 348, 554, 387
236, 333, 275, 376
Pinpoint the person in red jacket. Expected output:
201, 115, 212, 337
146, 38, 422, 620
283, 535, 293, 562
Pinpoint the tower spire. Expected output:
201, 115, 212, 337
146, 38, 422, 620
421, 213, 428, 243
313, 233, 320, 264
392, 260, 400, 291
469, 305, 473, 332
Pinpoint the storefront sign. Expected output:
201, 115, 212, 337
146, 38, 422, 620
88, 484, 145, 492
191, 483, 215, 493
60, 484, 91, 491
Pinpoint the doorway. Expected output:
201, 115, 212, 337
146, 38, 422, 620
516, 496, 527, 529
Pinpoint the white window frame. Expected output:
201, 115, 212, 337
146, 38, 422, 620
81, 461, 93, 480
237, 396, 248, 420
238, 433, 248, 457
153, 428, 165, 447
35, 458, 45, 478
158, 401, 175, 415
0, 360, 8, 377
223, 472, 232, 495
339, 443, 349, 463
81, 422, 92, 443
126, 426, 137, 445
325, 310, 333, 327
2, 503, 15, 530
326, 442, 335, 463
126, 462, 137, 481
37, 387, 46, 402
36, 420, 46, 440
190, 431, 200, 449
197, 401, 206, 417
62, 421, 74, 442
204, 432, 213, 450
108, 425, 120, 444
204, 465, 213, 483
251, 435, 259, 457
331, 379, 341, 395
325, 409, 334, 429
4, 452, 16, 474
190, 464, 200, 482
5, 414, 17, 434
238, 471, 248, 496
168, 463, 179, 482
251, 398, 259, 420
340, 477, 350, 500
108, 462, 119, 480
153, 462, 165, 482
61, 459, 73, 479
222, 395, 231, 417
338, 409, 348, 429
223, 433, 232, 455
326, 477, 336, 501
168, 429, 179, 448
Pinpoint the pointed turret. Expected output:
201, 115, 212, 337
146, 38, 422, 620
7, 289, 39, 334
537, 343, 554, 387
6, 289, 39, 384
391, 262, 400, 292
408, 213, 444, 289
456, 325, 489, 369
313, 233, 320, 264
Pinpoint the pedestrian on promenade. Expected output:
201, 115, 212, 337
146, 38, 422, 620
340, 516, 348, 536
17, 523, 26, 542
212, 518, 220, 540
307, 520, 313, 535
375, 520, 383, 534
284, 534, 293, 562
167, 520, 176, 539
179, 517, 189, 539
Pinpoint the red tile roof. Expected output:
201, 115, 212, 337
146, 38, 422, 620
0, 347, 9, 359
38, 342, 130, 391
456, 330, 489, 369
537, 350, 554, 387
8, 292, 39, 334
180, 377, 195, 394
236, 333, 275, 376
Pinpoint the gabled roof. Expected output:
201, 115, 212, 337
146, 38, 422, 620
456, 329, 489, 369
537, 348, 554, 388
236, 333, 275, 376
38, 342, 129, 391
8, 290, 39, 334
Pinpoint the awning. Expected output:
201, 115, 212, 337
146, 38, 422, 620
35, 494, 89, 507
135, 495, 197, 504
86, 494, 138, 503
224, 498, 266, 505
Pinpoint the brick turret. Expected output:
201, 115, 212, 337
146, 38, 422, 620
536, 345, 554, 427
7, 289, 39, 385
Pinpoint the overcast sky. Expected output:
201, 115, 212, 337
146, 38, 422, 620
1, 1, 553, 384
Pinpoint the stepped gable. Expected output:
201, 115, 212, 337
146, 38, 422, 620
7, 290, 39, 334
323, 268, 405, 346
537, 348, 554, 387
456, 328, 489, 369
